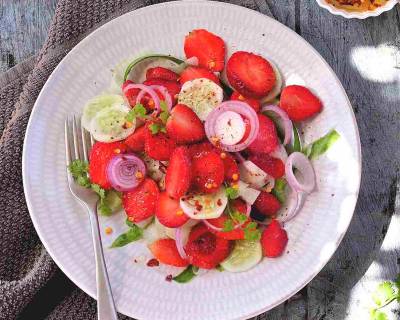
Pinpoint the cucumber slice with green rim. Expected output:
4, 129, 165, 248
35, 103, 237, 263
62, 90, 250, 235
220, 239, 262, 272
81, 94, 125, 131
123, 54, 184, 82
90, 103, 135, 142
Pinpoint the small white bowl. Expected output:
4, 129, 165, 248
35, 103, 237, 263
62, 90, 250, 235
316, 0, 398, 19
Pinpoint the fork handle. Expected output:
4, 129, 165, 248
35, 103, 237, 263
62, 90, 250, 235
87, 203, 118, 320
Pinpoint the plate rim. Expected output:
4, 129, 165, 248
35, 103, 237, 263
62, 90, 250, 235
22, 1, 362, 319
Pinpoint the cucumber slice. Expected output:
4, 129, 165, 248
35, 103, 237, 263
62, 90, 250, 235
97, 190, 122, 216
81, 94, 124, 131
178, 78, 224, 121
261, 61, 283, 103
90, 103, 135, 142
220, 239, 262, 273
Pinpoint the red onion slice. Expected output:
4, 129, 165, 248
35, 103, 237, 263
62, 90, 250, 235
145, 85, 173, 112
278, 191, 307, 223
123, 83, 161, 116
203, 202, 251, 232
285, 152, 315, 194
205, 101, 259, 152
261, 105, 292, 145
214, 111, 246, 145
106, 154, 146, 192
174, 227, 188, 260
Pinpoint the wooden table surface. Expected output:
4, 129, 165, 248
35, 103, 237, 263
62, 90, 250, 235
1, 0, 399, 319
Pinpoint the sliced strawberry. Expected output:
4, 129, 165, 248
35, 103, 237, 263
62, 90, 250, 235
146, 67, 179, 82
188, 142, 217, 159
166, 104, 205, 144
261, 220, 288, 257
247, 114, 279, 154
144, 122, 176, 161
220, 152, 240, 183
89, 141, 128, 189
280, 85, 322, 122
179, 66, 220, 85
184, 29, 225, 72
123, 178, 159, 222
230, 91, 261, 113
156, 192, 189, 228
184, 223, 231, 269
143, 79, 181, 104
149, 239, 188, 267
165, 146, 191, 199
254, 192, 281, 217
226, 51, 276, 98
124, 125, 146, 152
191, 151, 224, 194
248, 154, 285, 179
206, 199, 249, 240
122, 80, 140, 107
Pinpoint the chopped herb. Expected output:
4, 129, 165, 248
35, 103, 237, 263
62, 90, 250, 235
159, 101, 170, 124
304, 129, 340, 159
225, 187, 239, 200
126, 103, 147, 122
126, 219, 135, 228
110, 225, 143, 248
243, 222, 261, 241
271, 178, 287, 204
216, 265, 224, 272
173, 265, 197, 283
148, 123, 165, 135
223, 219, 234, 232
231, 210, 247, 224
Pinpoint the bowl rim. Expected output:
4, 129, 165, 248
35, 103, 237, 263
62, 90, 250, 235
316, 0, 398, 19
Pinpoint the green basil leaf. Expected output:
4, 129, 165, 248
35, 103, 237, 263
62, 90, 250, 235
173, 265, 197, 284
306, 129, 340, 160
271, 178, 287, 204
110, 225, 143, 248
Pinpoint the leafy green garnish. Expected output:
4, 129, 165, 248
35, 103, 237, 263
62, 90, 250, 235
243, 222, 261, 241
126, 219, 135, 228
126, 103, 147, 122
271, 178, 287, 204
231, 210, 247, 224
369, 275, 400, 320
110, 224, 143, 248
223, 219, 234, 232
173, 265, 197, 283
304, 129, 340, 160
225, 187, 239, 200
216, 265, 224, 272
159, 101, 170, 124
148, 122, 166, 135
68, 160, 115, 215
284, 125, 302, 154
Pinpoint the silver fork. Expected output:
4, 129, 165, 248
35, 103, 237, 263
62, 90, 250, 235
65, 116, 118, 320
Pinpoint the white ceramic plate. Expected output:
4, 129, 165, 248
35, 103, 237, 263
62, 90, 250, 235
23, 1, 361, 319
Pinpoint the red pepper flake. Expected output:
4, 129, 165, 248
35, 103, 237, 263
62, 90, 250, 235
217, 199, 222, 206
165, 274, 173, 282
133, 259, 138, 263
146, 258, 159, 267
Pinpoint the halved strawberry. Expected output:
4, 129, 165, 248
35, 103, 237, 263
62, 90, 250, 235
184, 29, 225, 72
184, 223, 231, 269
124, 125, 146, 152
230, 91, 261, 113
247, 114, 279, 154
122, 80, 140, 107
149, 239, 188, 267
280, 85, 322, 122
156, 192, 189, 228
220, 152, 240, 183
123, 178, 159, 222
146, 67, 179, 82
165, 146, 191, 199
166, 104, 205, 144
191, 150, 224, 194
144, 122, 176, 161
143, 79, 181, 104
89, 141, 128, 189
226, 51, 276, 98
206, 199, 249, 240
261, 220, 288, 257
254, 192, 281, 217
249, 154, 285, 179
188, 142, 217, 159
179, 66, 220, 85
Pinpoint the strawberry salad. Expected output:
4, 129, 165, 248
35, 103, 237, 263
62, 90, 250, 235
69, 29, 340, 283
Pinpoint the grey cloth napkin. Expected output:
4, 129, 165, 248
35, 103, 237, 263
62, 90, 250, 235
0, 1, 272, 319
